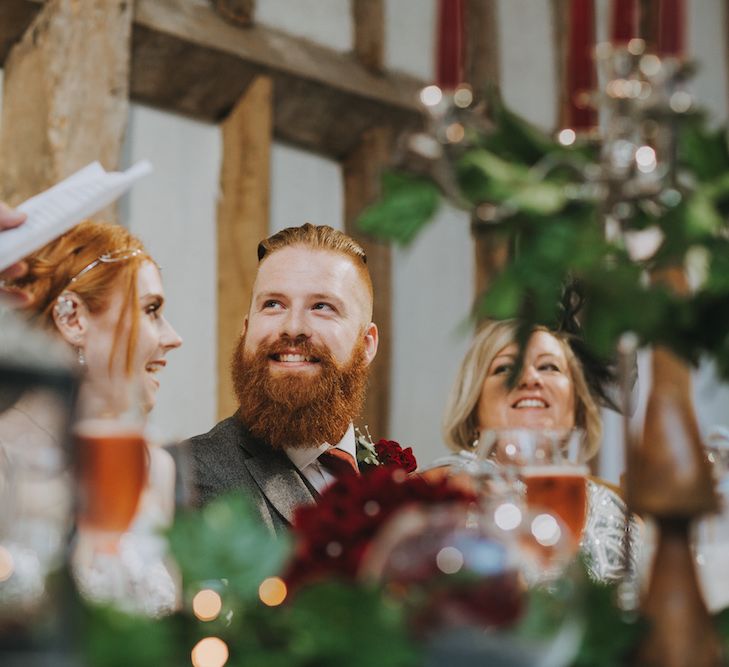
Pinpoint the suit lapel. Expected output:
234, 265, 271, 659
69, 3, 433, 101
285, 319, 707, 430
239, 428, 316, 525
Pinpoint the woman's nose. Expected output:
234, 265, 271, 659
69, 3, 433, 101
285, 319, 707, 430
161, 317, 183, 350
518, 364, 542, 387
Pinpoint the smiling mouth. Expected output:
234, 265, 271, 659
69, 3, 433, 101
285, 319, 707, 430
145, 360, 166, 374
270, 353, 320, 363
512, 398, 548, 409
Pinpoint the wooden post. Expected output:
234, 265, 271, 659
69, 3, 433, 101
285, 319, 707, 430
0, 0, 132, 212
343, 0, 392, 439
353, 0, 384, 73
344, 127, 393, 438
216, 76, 272, 419
464, 0, 508, 301
464, 0, 500, 104
628, 268, 721, 666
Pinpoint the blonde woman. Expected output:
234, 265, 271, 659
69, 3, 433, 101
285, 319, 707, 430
431, 319, 639, 582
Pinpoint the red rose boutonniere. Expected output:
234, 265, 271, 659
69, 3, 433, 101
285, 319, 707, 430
355, 427, 417, 474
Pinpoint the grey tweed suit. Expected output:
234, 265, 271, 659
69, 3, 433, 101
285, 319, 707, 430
185, 416, 317, 537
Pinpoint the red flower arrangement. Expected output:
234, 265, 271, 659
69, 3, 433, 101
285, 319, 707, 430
286, 446, 476, 590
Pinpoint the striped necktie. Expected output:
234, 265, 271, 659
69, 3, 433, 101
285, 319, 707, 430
318, 447, 359, 479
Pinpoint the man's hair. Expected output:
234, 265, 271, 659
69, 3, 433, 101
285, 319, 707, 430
257, 223, 373, 302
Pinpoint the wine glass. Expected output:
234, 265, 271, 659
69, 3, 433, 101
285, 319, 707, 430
74, 378, 148, 544
71, 378, 149, 608
477, 429, 589, 547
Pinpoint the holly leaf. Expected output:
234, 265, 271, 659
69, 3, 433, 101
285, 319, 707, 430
357, 171, 440, 245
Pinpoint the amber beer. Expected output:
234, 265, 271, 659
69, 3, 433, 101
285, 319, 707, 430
522, 465, 588, 542
76, 421, 147, 534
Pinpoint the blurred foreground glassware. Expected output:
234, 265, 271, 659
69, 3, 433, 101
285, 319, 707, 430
71, 378, 179, 615
477, 429, 589, 546
74, 379, 147, 544
359, 502, 583, 667
0, 304, 78, 665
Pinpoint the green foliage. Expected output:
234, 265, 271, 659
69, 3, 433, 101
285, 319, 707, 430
81, 492, 419, 667
714, 605, 729, 658
678, 116, 729, 181
570, 582, 644, 667
78, 493, 729, 667
458, 149, 567, 214
284, 584, 419, 667
357, 93, 729, 377
168, 492, 290, 598
357, 171, 441, 245
80, 603, 184, 667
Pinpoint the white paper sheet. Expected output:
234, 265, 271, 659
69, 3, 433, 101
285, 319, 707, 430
0, 160, 153, 272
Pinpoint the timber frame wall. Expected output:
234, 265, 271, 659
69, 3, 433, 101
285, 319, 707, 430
0, 0, 428, 437
0, 0, 504, 438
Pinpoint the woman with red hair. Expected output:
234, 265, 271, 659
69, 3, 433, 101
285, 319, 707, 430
6, 219, 182, 615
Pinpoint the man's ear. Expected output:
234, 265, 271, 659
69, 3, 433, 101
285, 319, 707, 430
52, 291, 90, 348
241, 316, 248, 337
362, 322, 378, 366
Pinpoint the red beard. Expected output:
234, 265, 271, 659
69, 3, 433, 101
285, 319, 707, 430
231, 334, 369, 450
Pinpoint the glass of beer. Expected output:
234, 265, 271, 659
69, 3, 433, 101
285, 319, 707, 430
74, 379, 147, 544
477, 429, 589, 545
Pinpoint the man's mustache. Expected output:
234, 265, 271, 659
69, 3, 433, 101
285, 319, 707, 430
258, 335, 336, 367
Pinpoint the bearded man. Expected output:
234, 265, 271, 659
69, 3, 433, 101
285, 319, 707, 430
186, 224, 378, 535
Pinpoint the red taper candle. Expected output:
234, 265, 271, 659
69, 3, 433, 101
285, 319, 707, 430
611, 0, 638, 44
657, 0, 685, 56
436, 0, 464, 90
566, 0, 597, 130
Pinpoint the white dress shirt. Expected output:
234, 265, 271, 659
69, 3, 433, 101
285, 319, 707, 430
284, 423, 357, 494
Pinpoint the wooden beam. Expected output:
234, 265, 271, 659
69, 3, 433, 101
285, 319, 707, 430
344, 0, 392, 439
210, 0, 255, 27
216, 76, 272, 420
0, 0, 132, 209
0, 0, 424, 160
0, 0, 39, 64
131, 0, 424, 158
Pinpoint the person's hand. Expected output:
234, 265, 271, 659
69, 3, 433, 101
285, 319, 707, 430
0, 202, 31, 306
